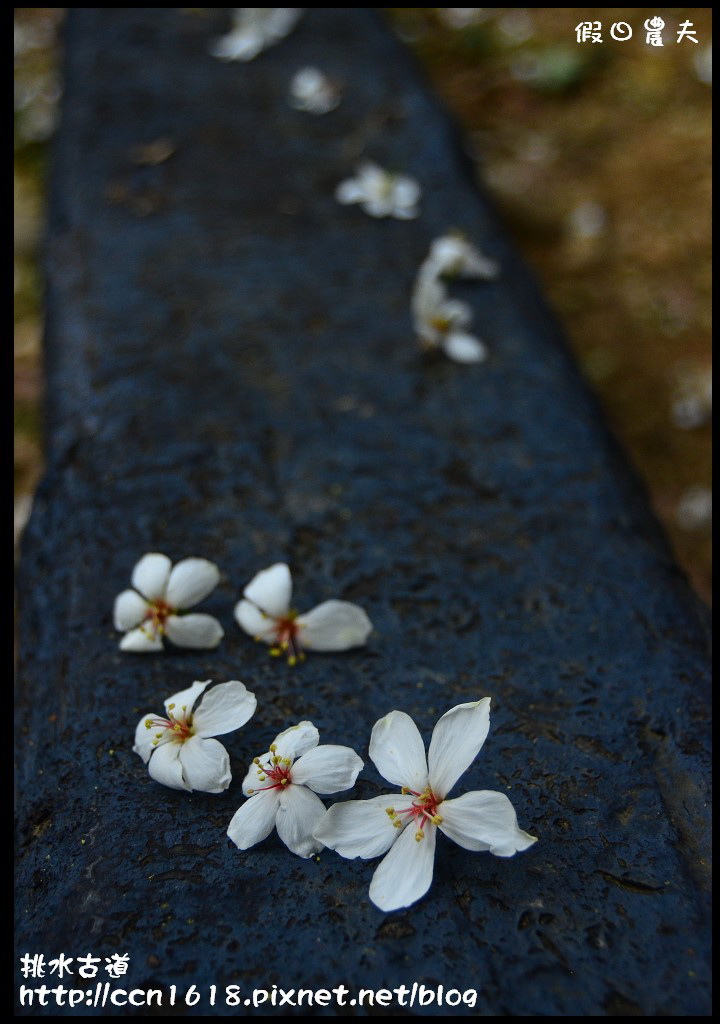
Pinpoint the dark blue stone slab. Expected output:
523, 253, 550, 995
15, 8, 710, 1016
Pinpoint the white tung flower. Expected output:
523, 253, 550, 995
288, 66, 341, 114
335, 162, 421, 220
426, 231, 499, 281
227, 721, 364, 857
234, 562, 372, 665
114, 552, 224, 653
210, 8, 303, 63
134, 679, 257, 793
411, 268, 488, 364
313, 698, 537, 912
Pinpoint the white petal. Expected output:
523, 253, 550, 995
428, 698, 491, 800
439, 790, 537, 856
298, 600, 372, 651
133, 713, 166, 763
164, 680, 210, 718
443, 332, 488, 364
119, 626, 163, 653
210, 30, 263, 62
362, 198, 393, 218
312, 794, 408, 859
178, 735, 231, 793
276, 785, 326, 857
273, 720, 320, 760
131, 553, 171, 601
442, 298, 473, 330
227, 790, 281, 849
369, 710, 429, 792
369, 819, 437, 912
392, 177, 421, 208
193, 680, 257, 737
243, 562, 292, 618
392, 205, 419, 220
164, 613, 224, 649
166, 558, 220, 609
113, 590, 149, 631
233, 599, 277, 641
412, 269, 446, 322
290, 745, 363, 794
335, 180, 367, 205
147, 741, 189, 791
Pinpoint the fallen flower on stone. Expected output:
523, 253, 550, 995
335, 162, 421, 220
114, 552, 224, 652
227, 721, 363, 857
234, 562, 372, 665
313, 698, 537, 912
210, 8, 303, 63
288, 66, 342, 114
412, 268, 488, 364
425, 231, 499, 281
134, 679, 257, 793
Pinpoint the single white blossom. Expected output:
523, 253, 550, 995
412, 268, 488, 364
288, 66, 341, 114
134, 679, 257, 793
314, 698, 537, 912
234, 562, 372, 665
210, 8, 303, 63
426, 232, 499, 281
335, 162, 421, 220
114, 552, 224, 652
227, 721, 363, 857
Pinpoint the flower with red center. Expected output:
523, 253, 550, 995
114, 552, 224, 652
313, 698, 537, 912
226, 721, 364, 858
134, 679, 257, 793
234, 563, 372, 665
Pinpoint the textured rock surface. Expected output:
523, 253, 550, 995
16, 8, 711, 1016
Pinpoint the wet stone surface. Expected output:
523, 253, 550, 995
15, 8, 710, 1017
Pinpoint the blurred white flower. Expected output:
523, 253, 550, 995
566, 201, 607, 241
335, 162, 421, 220
693, 43, 712, 85
412, 268, 488, 364
114, 552, 224, 652
671, 366, 712, 430
235, 562, 372, 664
437, 9, 487, 30
227, 721, 363, 857
288, 66, 341, 114
210, 8, 303, 62
134, 679, 257, 793
676, 486, 712, 531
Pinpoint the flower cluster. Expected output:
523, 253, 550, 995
121, 13, 535, 917
114, 555, 372, 662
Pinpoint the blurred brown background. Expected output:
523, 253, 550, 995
14, 8, 711, 602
